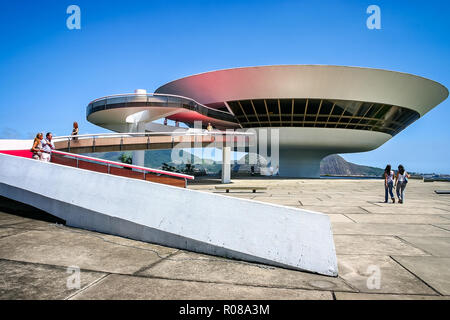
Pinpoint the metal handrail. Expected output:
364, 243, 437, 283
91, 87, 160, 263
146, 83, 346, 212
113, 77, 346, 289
52, 150, 195, 180
88, 92, 233, 116
53, 130, 254, 141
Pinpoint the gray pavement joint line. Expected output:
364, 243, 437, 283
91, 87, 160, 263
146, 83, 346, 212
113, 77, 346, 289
0, 221, 58, 232
0, 220, 35, 228
342, 214, 357, 223
334, 276, 360, 293
0, 230, 30, 240
440, 215, 450, 221
358, 206, 371, 213
132, 250, 182, 276
64, 273, 111, 300
430, 224, 450, 232
389, 255, 443, 296
52, 224, 280, 270
393, 235, 434, 257
371, 202, 383, 207
0, 257, 108, 276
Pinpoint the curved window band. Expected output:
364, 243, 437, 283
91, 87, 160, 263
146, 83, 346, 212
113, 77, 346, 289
227, 99, 420, 136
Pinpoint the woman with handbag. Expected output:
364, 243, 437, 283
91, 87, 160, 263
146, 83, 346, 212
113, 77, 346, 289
395, 164, 410, 204
384, 164, 395, 203
31, 133, 44, 160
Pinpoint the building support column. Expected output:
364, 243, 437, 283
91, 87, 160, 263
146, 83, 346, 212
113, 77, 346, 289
278, 148, 327, 178
221, 146, 231, 184
132, 122, 146, 168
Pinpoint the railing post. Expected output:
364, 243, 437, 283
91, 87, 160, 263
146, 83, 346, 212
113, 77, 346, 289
76, 158, 79, 168
92, 136, 96, 152
107, 164, 110, 174
68, 137, 71, 152
143, 171, 146, 181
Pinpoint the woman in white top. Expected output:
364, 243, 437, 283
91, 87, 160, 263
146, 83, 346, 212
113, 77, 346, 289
395, 164, 410, 204
384, 164, 395, 203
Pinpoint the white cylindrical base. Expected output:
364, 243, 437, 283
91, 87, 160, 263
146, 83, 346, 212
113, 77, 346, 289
221, 146, 231, 184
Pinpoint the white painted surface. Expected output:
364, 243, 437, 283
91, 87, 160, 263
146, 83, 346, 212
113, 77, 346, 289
0, 139, 33, 150
155, 65, 448, 116
221, 146, 231, 184
0, 153, 338, 276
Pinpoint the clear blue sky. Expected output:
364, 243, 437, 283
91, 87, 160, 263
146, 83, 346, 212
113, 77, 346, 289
0, 0, 449, 173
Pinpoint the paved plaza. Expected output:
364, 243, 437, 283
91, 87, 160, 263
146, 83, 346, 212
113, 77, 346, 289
0, 178, 449, 299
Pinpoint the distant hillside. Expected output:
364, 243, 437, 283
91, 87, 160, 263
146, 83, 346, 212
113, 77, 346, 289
320, 154, 384, 176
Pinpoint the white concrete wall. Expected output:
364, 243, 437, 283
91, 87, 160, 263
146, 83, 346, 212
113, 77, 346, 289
0, 139, 33, 150
221, 146, 231, 183
0, 153, 338, 276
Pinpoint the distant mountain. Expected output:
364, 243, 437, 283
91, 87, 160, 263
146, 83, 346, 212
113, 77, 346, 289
320, 154, 384, 176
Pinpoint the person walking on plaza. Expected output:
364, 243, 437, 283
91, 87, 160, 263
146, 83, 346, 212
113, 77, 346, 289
384, 164, 395, 203
31, 133, 43, 160
41, 132, 55, 162
395, 164, 410, 204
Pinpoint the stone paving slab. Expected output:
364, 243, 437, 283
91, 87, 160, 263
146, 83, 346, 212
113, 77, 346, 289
332, 223, 450, 237
0, 227, 29, 239
391, 256, 450, 295
337, 255, 437, 295
299, 206, 369, 214
375, 203, 450, 211
360, 206, 449, 215
0, 220, 58, 231
398, 237, 450, 257
297, 200, 375, 207
139, 251, 355, 292
327, 214, 355, 223
0, 227, 176, 274
0, 259, 106, 300
1, 178, 449, 300
344, 214, 450, 224
335, 292, 449, 300
0, 213, 32, 226
70, 274, 333, 300
334, 235, 428, 256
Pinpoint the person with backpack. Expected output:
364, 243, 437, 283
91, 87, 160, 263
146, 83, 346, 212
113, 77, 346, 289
384, 164, 395, 203
395, 164, 410, 204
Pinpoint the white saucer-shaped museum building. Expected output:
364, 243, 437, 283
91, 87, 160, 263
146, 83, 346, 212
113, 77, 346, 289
87, 65, 448, 177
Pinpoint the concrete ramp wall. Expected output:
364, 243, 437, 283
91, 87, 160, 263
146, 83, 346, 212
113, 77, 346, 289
0, 153, 338, 276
